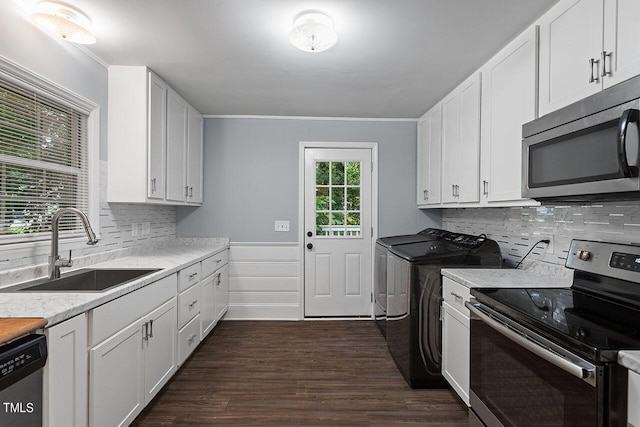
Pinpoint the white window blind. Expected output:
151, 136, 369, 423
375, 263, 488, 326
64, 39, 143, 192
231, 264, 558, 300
0, 77, 89, 243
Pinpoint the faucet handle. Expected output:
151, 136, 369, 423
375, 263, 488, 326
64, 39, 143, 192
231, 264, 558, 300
55, 250, 73, 268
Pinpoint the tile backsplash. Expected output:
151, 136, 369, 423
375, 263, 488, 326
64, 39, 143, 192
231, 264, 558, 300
0, 161, 177, 273
442, 201, 640, 278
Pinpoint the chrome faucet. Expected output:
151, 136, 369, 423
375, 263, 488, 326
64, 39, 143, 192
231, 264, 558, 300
49, 208, 99, 279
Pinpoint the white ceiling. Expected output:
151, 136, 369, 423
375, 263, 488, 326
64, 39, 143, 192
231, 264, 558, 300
33, 0, 560, 118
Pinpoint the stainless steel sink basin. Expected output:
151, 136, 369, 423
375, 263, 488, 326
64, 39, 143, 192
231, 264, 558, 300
4, 268, 161, 292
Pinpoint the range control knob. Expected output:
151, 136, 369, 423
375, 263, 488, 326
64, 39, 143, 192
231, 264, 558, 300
577, 250, 592, 261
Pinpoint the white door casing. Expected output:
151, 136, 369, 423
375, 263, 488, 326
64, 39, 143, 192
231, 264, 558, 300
303, 146, 374, 317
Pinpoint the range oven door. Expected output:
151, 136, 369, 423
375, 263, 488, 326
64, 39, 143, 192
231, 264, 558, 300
466, 300, 605, 427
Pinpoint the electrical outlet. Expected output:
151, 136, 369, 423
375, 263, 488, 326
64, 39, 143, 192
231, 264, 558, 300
538, 235, 554, 255
274, 220, 290, 232
142, 222, 151, 235
131, 222, 139, 237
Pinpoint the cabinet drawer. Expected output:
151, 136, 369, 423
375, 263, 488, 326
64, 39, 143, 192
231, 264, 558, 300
178, 281, 201, 329
202, 250, 228, 278
177, 314, 200, 366
443, 277, 471, 316
90, 273, 177, 346
178, 262, 202, 293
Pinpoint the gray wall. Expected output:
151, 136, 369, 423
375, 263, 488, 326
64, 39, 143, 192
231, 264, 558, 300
2, 2, 109, 160
177, 118, 441, 242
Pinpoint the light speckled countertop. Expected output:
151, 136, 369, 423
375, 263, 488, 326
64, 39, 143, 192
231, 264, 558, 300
442, 268, 573, 289
444, 268, 640, 374
0, 244, 227, 328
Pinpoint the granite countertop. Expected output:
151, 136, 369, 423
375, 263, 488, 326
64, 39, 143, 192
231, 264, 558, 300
0, 243, 228, 328
441, 268, 573, 289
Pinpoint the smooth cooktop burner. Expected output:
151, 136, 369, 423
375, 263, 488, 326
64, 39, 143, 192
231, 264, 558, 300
472, 286, 640, 362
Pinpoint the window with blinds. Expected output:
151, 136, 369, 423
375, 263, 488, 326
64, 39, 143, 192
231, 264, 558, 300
0, 77, 89, 243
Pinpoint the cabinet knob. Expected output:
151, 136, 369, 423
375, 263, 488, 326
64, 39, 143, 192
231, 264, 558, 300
306, 243, 313, 250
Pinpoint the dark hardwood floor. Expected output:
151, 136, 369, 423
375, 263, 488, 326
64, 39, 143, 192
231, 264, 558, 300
132, 320, 468, 426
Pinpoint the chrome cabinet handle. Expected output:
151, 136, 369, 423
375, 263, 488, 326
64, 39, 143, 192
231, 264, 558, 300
188, 334, 198, 344
216, 273, 221, 286
185, 185, 189, 197
188, 300, 198, 309
216, 259, 222, 264
423, 190, 428, 200
189, 272, 198, 280
452, 185, 456, 197
589, 58, 600, 83
189, 187, 193, 197
450, 291, 463, 301
466, 300, 597, 386
483, 180, 489, 196
601, 51, 612, 77
151, 178, 157, 193
143, 322, 149, 341
148, 319, 153, 338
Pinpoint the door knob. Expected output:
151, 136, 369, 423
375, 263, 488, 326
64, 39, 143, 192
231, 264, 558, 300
306, 243, 313, 250
307, 231, 313, 237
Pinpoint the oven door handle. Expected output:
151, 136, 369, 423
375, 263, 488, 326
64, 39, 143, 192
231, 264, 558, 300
466, 301, 597, 387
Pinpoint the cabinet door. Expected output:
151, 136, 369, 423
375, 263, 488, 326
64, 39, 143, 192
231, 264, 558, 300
441, 92, 461, 203
44, 314, 87, 427
603, 0, 640, 88
538, 0, 603, 116
200, 274, 217, 338
629, 370, 640, 427
442, 302, 470, 406
417, 104, 442, 206
89, 320, 144, 427
417, 117, 430, 205
481, 27, 538, 203
147, 72, 167, 200
457, 73, 481, 203
143, 298, 177, 404
166, 90, 188, 202
186, 108, 204, 204
215, 264, 230, 322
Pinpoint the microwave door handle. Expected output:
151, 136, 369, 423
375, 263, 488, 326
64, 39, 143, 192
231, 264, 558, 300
618, 109, 640, 177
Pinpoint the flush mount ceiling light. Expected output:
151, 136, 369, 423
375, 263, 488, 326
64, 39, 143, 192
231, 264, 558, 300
31, 1, 96, 44
289, 10, 337, 53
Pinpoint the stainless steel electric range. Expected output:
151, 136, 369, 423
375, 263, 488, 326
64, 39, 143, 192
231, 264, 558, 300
467, 239, 640, 426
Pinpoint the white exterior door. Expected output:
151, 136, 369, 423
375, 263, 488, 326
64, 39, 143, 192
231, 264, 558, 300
304, 148, 372, 317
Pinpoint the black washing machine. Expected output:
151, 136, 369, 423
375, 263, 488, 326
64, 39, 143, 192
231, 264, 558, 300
374, 228, 450, 337
386, 232, 502, 388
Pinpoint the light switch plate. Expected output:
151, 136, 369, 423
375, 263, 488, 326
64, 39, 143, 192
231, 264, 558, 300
275, 220, 290, 232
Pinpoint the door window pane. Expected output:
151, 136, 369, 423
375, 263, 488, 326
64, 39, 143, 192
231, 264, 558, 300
315, 160, 362, 238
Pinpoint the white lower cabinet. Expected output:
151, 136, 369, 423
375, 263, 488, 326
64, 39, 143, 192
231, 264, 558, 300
441, 277, 471, 406
178, 314, 201, 366
215, 264, 230, 322
43, 313, 88, 427
200, 274, 217, 338
629, 370, 640, 426
89, 274, 177, 427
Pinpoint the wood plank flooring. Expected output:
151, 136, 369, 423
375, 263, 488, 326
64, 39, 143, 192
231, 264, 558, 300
132, 320, 468, 426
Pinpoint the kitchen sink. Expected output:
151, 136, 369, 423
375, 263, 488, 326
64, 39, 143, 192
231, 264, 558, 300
3, 268, 161, 292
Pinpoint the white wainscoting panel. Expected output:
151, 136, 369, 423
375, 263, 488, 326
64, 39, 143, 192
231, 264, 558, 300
227, 243, 300, 320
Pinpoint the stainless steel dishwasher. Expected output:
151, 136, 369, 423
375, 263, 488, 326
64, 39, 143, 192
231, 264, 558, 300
0, 334, 47, 427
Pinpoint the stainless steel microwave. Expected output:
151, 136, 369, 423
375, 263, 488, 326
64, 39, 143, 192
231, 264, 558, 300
522, 74, 640, 201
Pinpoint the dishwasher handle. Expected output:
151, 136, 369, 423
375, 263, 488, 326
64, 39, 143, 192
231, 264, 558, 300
465, 300, 597, 387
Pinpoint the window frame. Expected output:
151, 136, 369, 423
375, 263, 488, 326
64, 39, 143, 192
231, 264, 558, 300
0, 56, 100, 254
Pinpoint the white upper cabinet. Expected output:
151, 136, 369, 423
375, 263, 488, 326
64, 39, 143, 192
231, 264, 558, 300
441, 73, 481, 204
166, 90, 189, 203
417, 103, 442, 206
603, 0, 640, 88
539, 0, 640, 116
480, 26, 540, 205
187, 108, 204, 203
148, 74, 167, 200
108, 66, 203, 205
